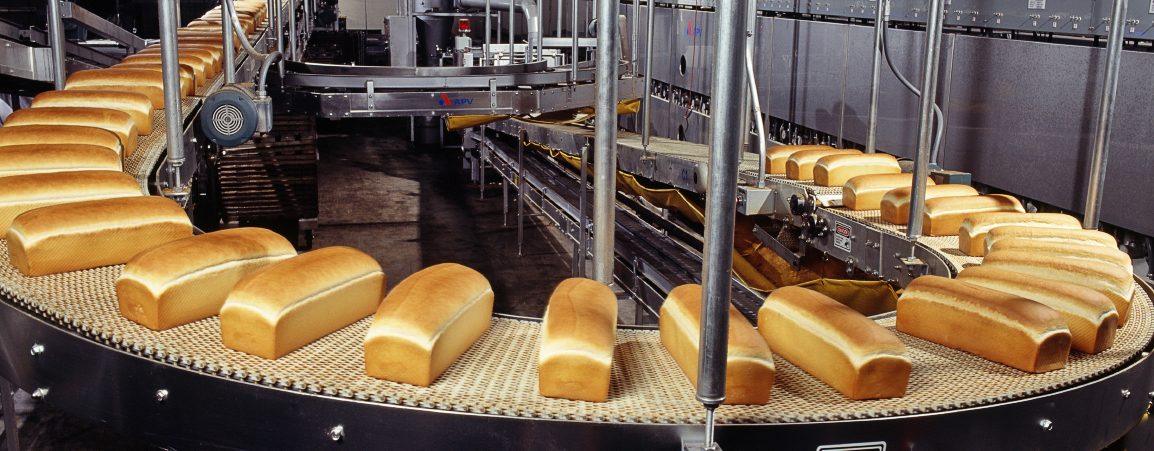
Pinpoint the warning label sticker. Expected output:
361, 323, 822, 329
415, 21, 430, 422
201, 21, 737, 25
834, 221, 852, 253
1028, 0, 1046, 9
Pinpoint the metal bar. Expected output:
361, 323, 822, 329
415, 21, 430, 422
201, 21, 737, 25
223, 1, 237, 84
1, 377, 18, 451
275, 0, 284, 75
485, 0, 491, 65
517, 130, 526, 256
592, 0, 618, 285
509, 0, 515, 63
480, 125, 487, 198
697, 0, 747, 428
746, 45, 766, 189
1083, 0, 1127, 230
47, 0, 66, 90
288, 0, 297, 61
640, 0, 655, 148
577, 143, 589, 278
158, 0, 185, 190
60, 2, 147, 51
569, 0, 578, 81
865, 0, 887, 153
557, 0, 562, 38
631, 0, 638, 75
304, 0, 311, 39
905, 0, 945, 244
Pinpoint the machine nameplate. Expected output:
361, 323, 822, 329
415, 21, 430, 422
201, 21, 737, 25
1027, 0, 1045, 9
833, 221, 852, 253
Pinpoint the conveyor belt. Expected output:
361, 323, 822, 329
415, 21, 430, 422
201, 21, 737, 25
0, 237, 1149, 425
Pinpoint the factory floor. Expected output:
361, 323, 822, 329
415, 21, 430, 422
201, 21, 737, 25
0, 118, 584, 450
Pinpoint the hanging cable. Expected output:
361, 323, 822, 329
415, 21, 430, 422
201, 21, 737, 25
880, 21, 944, 166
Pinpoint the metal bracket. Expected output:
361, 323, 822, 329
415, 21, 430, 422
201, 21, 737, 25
900, 256, 929, 278
489, 78, 498, 114
752, 225, 805, 270
366, 79, 375, 110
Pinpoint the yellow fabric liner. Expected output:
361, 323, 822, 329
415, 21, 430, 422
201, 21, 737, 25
793, 279, 901, 317
445, 99, 642, 131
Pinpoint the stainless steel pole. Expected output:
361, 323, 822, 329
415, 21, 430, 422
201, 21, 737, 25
640, 0, 654, 148
509, 0, 516, 63
569, 0, 578, 81
697, 0, 747, 441
287, 0, 297, 60
485, 0, 491, 65
47, 0, 66, 90
577, 143, 589, 278
223, 0, 237, 83
865, 0, 886, 153
275, 0, 284, 75
591, 0, 618, 285
1083, 0, 1127, 230
631, 0, 638, 74
746, 45, 766, 189
905, 0, 945, 243
304, 0, 311, 38
557, 0, 563, 38
159, 0, 185, 188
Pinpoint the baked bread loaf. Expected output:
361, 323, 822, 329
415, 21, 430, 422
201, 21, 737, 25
3, 107, 138, 156
984, 225, 1117, 251
812, 153, 901, 187
879, 184, 979, 224
0, 144, 122, 177
65, 68, 190, 108
0, 124, 124, 158
135, 47, 221, 73
7, 196, 191, 277
896, 275, 1071, 373
842, 174, 935, 211
982, 250, 1135, 326
221, 246, 385, 359
920, 194, 1024, 236
957, 267, 1117, 353
120, 54, 213, 83
989, 238, 1133, 275
766, 145, 832, 174
538, 278, 618, 402
117, 227, 296, 331
0, 170, 142, 232
957, 212, 1082, 257
30, 90, 154, 136
659, 284, 775, 405
108, 64, 198, 94
785, 148, 862, 181
758, 286, 910, 400
365, 263, 493, 386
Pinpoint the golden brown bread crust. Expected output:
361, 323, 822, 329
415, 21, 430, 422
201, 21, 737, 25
766, 145, 832, 174
30, 90, 154, 136
812, 153, 902, 187
921, 194, 1024, 236
989, 238, 1133, 275
842, 174, 935, 211
981, 250, 1135, 326
7, 196, 191, 277
785, 148, 862, 181
759, 286, 910, 400
0, 124, 123, 156
984, 225, 1117, 251
538, 278, 618, 402
116, 227, 296, 331
65, 68, 189, 108
659, 284, 775, 405
134, 47, 221, 72
109, 63, 198, 94
0, 144, 122, 177
221, 246, 385, 359
957, 212, 1082, 257
365, 263, 493, 386
0, 170, 142, 232
896, 275, 1071, 373
957, 266, 1117, 353
120, 54, 213, 82
4, 107, 138, 156
879, 184, 979, 224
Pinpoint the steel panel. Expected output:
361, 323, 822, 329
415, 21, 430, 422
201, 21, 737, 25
651, 5, 675, 85
670, 8, 715, 97
766, 19, 849, 143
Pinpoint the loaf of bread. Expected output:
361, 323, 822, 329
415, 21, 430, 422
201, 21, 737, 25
108, 64, 198, 94
221, 246, 385, 359
117, 228, 296, 331
957, 212, 1082, 257
989, 238, 1133, 275
984, 225, 1117, 251
982, 250, 1134, 326
758, 286, 910, 400
7, 196, 191, 277
3, 107, 138, 156
123, 54, 213, 81
365, 263, 493, 386
813, 153, 901, 187
659, 284, 775, 404
185, 22, 254, 36
0, 144, 121, 177
0, 170, 142, 232
538, 278, 618, 402
785, 148, 862, 181
135, 46, 221, 72
65, 68, 190, 108
842, 174, 935, 211
0, 124, 123, 157
957, 267, 1117, 353
920, 194, 1024, 236
766, 145, 832, 174
879, 184, 980, 224
30, 90, 154, 136
896, 275, 1071, 373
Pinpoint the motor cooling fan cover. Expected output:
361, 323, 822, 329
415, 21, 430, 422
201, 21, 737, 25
201, 84, 259, 147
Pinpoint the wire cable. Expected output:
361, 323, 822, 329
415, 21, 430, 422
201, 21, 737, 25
880, 21, 944, 166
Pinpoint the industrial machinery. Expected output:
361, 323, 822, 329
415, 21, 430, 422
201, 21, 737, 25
1, 0, 1153, 449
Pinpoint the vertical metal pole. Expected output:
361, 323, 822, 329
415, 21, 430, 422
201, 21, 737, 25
479, 125, 487, 198
631, 0, 639, 74
905, 0, 945, 243
1083, 0, 1127, 230
1, 378, 18, 451
288, 0, 298, 61
865, 0, 887, 153
746, 45, 766, 189
47, 0, 66, 90
640, 0, 655, 148
223, 0, 237, 84
275, 0, 285, 75
517, 130, 526, 256
592, 0, 618, 285
557, 0, 563, 38
577, 143, 589, 278
697, 0, 746, 445
159, 0, 185, 189
484, 0, 491, 66
304, 0, 311, 38
509, 0, 516, 63
569, 0, 579, 81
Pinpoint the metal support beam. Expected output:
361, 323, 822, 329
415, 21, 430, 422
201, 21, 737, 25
696, 0, 747, 448
517, 130, 527, 256
1, 378, 18, 451
577, 143, 589, 278
865, 0, 887, 153
508, 0, 515, 62
275, 0, 285, 75
905, 0, 945, 245
1083, 0, 1127, 231
288, 0, 297, 61
592, 0, 618, 285
484, 0, 491, 66
47, 0, 66, 90
640, 0, 655, 148
223, 1, 237, 84
158, 0, 185, 190
569, 0, 579, 81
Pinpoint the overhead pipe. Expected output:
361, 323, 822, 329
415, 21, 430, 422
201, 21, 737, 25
905, 0, 945, 245
158, 0, 185, 188
458, 0, 540, 62
639, 0, 655, 148
591, 0, 618, 285
1083, 0, 1127, 230
47, 0, 66, 90
865, 0, 887, 153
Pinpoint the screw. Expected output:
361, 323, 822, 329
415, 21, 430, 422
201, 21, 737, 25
1122, 389, 1131, 399
31, 388, 48, 400
1040, 419, 1053, 431
329, 425, 344, 441
156, 389, 169, 402
30, 344, 45, 356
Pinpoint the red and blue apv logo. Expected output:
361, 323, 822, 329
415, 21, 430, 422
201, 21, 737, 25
438, 94, 474, 106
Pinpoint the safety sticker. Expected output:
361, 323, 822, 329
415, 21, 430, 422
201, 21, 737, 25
1028, 0, 1046, 9
834, 221, 852, 253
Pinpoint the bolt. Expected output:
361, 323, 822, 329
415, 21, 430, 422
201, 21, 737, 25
31, 388, 48, 400
1040, 419, 1053, 431
156, 389, 169, 402
30, 344, 45, 356
329, 425, 344, 441
1122, 389, 1131, 399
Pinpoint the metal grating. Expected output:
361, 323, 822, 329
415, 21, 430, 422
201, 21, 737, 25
216, 116, 318, 222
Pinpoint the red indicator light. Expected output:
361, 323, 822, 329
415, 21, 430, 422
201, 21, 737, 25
458, 18, 471, 32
